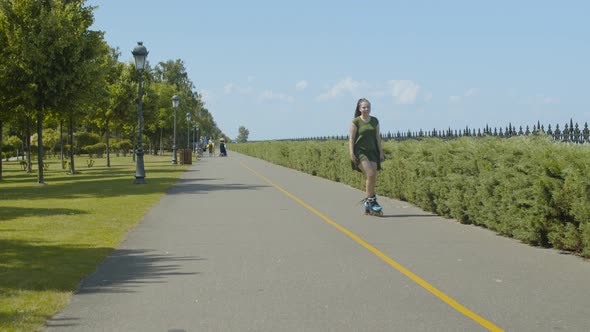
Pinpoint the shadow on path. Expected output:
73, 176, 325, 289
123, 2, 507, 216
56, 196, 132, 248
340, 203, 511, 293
44, 249, 204, 329
379, 214, 439, 219
167, 180, 270, 195
75, 249, 203, 295
0, 240, 203, 295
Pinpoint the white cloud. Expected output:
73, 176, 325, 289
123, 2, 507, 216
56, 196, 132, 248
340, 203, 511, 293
541, 96, 560, 104
199, 89, 212, 105
449, 88, 478, 103
387, 80, 420, 104
223, 83, 234, 94
259, 90, 294, 103
247, 75, 256, 83
450, 95, 461, 103
519, 94, 561, 106
368, 88, 387, 98
295, 80, 308, 91
464, 88, 479, 97
224, 82, 254, 95
317, 77, 365, 101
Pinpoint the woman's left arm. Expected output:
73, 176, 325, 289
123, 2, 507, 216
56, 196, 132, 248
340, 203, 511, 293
376, 123, 384, 161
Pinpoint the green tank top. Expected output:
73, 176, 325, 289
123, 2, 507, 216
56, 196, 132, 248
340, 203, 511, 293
352, 116, 381, 167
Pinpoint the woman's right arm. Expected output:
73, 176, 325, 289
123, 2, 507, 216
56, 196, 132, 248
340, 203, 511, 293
349, 122, 357, 162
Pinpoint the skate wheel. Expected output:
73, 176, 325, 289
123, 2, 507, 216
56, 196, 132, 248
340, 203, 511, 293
369, 210, 383, 217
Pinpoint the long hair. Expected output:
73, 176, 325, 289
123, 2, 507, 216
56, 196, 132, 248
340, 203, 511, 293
354, 98, 370, 118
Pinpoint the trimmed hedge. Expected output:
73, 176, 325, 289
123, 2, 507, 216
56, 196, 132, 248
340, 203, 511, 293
232, 136, 590, 257
83, 143, 107, 158
110, 140, 132, 156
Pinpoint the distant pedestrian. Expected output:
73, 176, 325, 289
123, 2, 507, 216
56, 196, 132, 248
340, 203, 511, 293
349, 98, 384, 216
219, 138, 227, 156
208, 139, 215, 157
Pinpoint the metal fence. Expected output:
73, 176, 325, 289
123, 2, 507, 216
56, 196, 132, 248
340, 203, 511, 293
286, 119, 590, 144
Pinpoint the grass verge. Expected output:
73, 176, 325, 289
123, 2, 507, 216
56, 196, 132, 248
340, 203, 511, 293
0, 154, 189, 331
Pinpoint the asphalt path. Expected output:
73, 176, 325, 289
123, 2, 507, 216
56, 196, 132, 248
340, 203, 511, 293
45, 152, 590, 331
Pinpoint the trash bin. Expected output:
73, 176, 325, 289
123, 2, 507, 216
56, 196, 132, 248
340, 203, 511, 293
179, 149, 192, 165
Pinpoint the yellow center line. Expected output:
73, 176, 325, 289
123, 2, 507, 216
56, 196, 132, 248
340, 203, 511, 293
241, 162, 504, 332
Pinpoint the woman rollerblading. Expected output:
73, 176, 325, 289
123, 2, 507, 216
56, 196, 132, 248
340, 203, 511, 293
349, 98, 385, 217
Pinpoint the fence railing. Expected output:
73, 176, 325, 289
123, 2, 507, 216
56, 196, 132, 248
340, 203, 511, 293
284, 120, 590, 144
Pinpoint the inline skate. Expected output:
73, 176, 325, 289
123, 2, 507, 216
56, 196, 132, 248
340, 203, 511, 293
362, 196, 383, 217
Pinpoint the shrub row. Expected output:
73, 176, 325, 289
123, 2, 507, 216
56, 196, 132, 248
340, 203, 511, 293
232, 137, 590, 257
84, 143, 107, 158
80, 140, 133, 157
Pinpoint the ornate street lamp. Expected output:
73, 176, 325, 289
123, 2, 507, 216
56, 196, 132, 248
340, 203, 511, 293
132, 41, 148, 184
186, 113, 192, 149
192, 126, 197, 152
172, 95, 179, 164
195, 125, 200, 152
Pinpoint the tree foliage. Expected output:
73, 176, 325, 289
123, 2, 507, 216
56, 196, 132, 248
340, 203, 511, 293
0, 2, 226, 182
237, 126, 249, 143
0, 0, 109, 182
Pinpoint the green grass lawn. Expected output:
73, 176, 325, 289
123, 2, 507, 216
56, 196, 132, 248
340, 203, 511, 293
0, 154, 189, 331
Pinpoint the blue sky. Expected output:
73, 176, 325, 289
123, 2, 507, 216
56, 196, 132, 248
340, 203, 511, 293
88, 0, 589, 141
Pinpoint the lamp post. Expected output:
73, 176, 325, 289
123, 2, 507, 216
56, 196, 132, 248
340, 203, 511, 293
171, 95, 179, 164
186, 113, 192, 149
132, 42, 148, 184
193, 125, 198, 152
195, 126, 200, 152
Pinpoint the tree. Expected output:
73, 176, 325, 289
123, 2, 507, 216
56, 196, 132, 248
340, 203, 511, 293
151, 82, 176, 155
0, 0, 108, 183
155, 59, 191, 90
154, 59, 202, 152
0, 95, 13, 179
237, 126, 249, 143
108, 61, 138, 161
2, 135, 20, 161
90, 47, 127, 167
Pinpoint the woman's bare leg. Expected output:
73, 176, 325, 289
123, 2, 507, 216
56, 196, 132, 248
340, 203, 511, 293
358, 160, 378, 197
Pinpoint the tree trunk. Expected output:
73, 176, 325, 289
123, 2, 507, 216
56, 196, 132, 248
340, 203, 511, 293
37, 109, 45, 184
69, 114, 76, 174
26, 118, 32, 173
159, 127, 163, 156
60, 120, 64, 166
106, 117, 111, 167
0, 120, 3, 180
